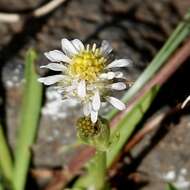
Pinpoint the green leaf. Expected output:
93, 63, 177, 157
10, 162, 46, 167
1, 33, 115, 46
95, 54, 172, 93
166, 183, 178, 190
0, 125, 13, 188
107, 86, 160, 166
13, 49, 42, 190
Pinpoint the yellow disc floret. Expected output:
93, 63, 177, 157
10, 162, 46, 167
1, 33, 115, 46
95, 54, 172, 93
76, 116, 100, 138
68, 46, 107, 82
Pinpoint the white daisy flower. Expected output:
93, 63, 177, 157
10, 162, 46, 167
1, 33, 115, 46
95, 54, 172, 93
38, 39, 131, 123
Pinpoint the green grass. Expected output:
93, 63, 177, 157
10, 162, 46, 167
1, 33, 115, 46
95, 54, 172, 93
13, 49, 42, 190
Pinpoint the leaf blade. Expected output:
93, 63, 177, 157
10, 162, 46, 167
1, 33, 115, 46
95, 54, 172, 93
0, 125, 13, 188
107, 86, 160, 166
166, 183, 178, 190
13, 49, 42, 190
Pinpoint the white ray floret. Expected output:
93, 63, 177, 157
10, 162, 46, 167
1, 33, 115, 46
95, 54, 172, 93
40, 63, 67, 71
92, 91, 101, 111
91, 110, 98, 124
77, 80, 86, 98
61, 38, 78, 56
83, 102, 92, 116
44, 50, 71, 63
106, 59, 131, 69
38, 75, 65, 85
106, 96, 126, 110
71, 39, 85, 51
38, 38, 131, 123
108, 82, 126, 90
100, 40, 112, 56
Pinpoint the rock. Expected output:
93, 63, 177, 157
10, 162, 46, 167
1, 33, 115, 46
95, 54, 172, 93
134, 116, 190, 190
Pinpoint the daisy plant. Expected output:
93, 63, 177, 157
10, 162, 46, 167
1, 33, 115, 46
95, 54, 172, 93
38, 39, 131, 189
37, 13, 190, 185
0, 9, 190, 190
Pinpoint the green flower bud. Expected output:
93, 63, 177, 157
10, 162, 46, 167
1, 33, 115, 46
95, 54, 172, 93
76, 116, 110, 151
76, 116, 100, 138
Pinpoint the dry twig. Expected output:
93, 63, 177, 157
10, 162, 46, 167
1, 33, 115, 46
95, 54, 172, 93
181, 95, 190, 108
0, 0, 67, 23
44, 148, 95, 190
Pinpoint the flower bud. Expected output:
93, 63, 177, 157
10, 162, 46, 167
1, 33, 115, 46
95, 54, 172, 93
76, 116, 110, 151
76, 116, 100, 138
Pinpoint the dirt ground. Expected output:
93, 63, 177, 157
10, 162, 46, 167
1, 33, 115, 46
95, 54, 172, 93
0, 0, 190, 189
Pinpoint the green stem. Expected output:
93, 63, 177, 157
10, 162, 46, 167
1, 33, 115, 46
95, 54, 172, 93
74, 150, 107, 190
0, 184, 4, 190
106, 9, 190, 120
166, 183, 178, 190
0, 125, 13, 188
93, 150, 107, 190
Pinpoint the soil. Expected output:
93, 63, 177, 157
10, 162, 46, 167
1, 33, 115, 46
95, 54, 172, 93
0, 0, 190, 189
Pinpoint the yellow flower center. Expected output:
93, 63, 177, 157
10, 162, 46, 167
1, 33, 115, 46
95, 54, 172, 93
68, 48, 106, 82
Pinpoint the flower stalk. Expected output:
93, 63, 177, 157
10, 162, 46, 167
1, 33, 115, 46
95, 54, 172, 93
73, 150, 108, 190
94, 151, 107, 189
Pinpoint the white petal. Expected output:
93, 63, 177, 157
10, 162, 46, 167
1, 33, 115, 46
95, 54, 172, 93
99, 72, 115, 80
91, 110, 98, 123
106, 96, 126, 110
99, 71, 125, 80
44, 50, 71, 63
92, 43, 96, 52
100, 40, 112, 56
114, 71, 125, 79
40, 63, 67, 71
92, 91, 101, 111
71, 79, 79, 89
38, 75, 65, 85
108, 82, 126, 90
106, 59, 131, 69
71, 39, 84, 51
63, 85, 76, 93
77, 80, 86, 98
61, 38, 78, 57
83, 102, 92, 116
56, 88, 65, 94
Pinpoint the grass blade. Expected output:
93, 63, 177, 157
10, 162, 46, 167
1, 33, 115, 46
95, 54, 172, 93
166, 183, 178, 190
106, 9, 190, 120
0, 125, 13, 188
13, 49, 42, 190
107, 86, 160, 166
